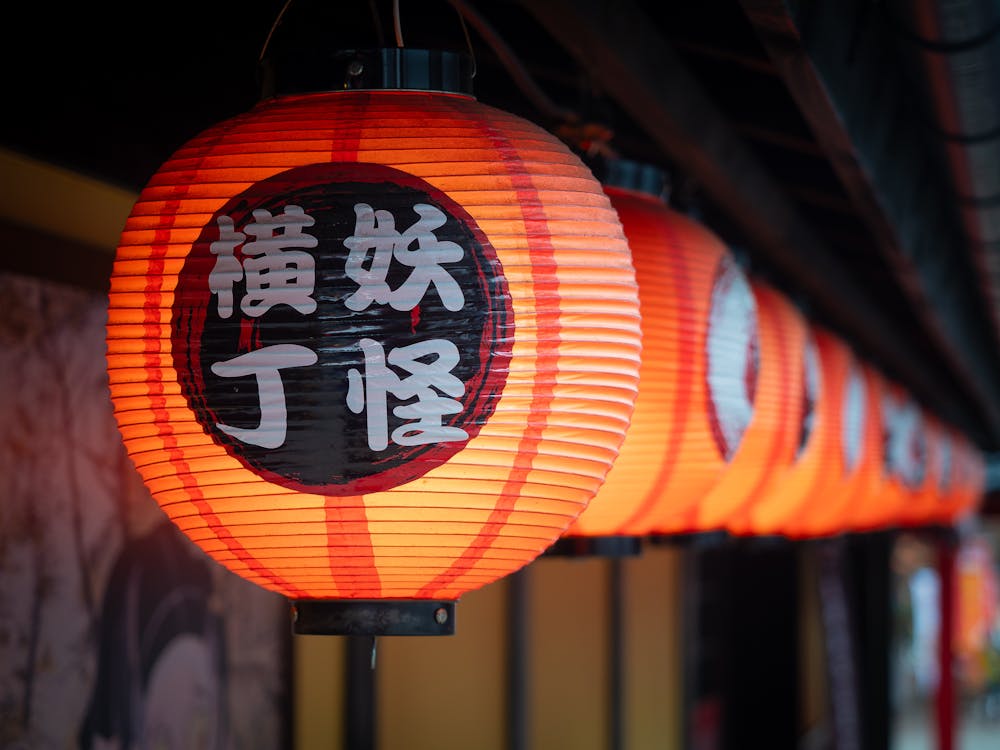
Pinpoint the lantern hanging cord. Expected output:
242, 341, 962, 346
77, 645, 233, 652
444, 0, 578, 126
259, 0, 295, 63
393, 0, 404, 47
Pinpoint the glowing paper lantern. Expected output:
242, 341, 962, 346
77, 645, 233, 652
105, 50, 642, 634
899, 409, 946, 528
949, 433, 987, 523
729, 324, 839, 537
860, 380, 927, 531
559, 162, 696, 548
782, 336, 879, 537
576, 202, 757, 537
839, 363, 891, 532
657, 279, 802, 534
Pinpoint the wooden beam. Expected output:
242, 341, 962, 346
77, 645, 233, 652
516, 0, 998, 442
737, 0, 1000, 444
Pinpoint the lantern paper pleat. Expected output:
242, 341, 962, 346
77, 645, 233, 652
106, 91, 641, 601
950, 433, 987, 523
899, 410, 945, 528
566, 187, 705, 537
654, 281, 801, 534
584, 209, 755, 536
730, 325, 837, 537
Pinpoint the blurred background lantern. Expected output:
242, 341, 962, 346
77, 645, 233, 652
729, 322, 838, 537
554, 159, 692, 555
862, 380, 927, 531
782, 333, 877, 538
573, 197, 757, 538
839, 362, 892, 533
105, 46, 642, 635
950, 432, 988, 525
898, 408, 946, 528
662, 279, 803, 534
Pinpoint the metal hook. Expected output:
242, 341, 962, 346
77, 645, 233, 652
393, 0, 404, 48
259, 0, 295, 63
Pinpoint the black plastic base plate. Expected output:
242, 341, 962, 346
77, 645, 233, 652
543, 535, 642, 558
292, 599, 456, 636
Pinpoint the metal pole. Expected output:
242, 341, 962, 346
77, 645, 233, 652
609, 557, 625, 750
936, 531, 958, 750
507, 568, 530, 750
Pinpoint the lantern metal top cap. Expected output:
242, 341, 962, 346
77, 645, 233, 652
599, 158, 670, 201
261, 47, 475, 98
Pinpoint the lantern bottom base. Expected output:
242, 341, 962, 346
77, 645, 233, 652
544, 535, 642, 558
648, 530, 729, 547
292, 599, 456, 636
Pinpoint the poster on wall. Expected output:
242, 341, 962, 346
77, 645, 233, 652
0, 273, 291, 749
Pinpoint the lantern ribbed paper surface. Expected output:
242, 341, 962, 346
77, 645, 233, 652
666, 281, 802, 534
791, 347, 882, 537
951, 434, 987, 523
105, 89, 642, 604
929, 424, 958, 525
730, 324, 836, 537
566, 185, 700, 537
900, 410, 945, 528
840, 364, 891, 532
591, 209, 756, 536
857, 380, 925, 531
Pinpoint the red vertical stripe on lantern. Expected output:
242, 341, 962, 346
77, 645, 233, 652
322, 91, 381, 599
617, 209, 698, 534
147, 139, 309, 599
418, 112, 558, 599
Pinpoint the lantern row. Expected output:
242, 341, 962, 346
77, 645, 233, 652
565, 176, 986, 545
105, 60, 985, 626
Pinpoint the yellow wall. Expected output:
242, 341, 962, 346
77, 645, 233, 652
379, 580, 509, 750
293, 546, 684, 750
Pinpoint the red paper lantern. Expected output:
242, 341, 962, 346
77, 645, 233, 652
841, 364, 889, 532
949, 433, 987, 524
772, 326, 866, 537
579, 202, 760, 536
562, 163, 704, 545
730, 324, 840, 537
105, 50, 641, 634
860, 379, 926, 530
663, 280, 803, 534
899, 408, 946, 528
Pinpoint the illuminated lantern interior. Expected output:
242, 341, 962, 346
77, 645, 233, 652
560, 160, 699, 551
105, 49, 641, 634
593, 205, 759, 536
899, 409, 945, 528
730, 323, 838, 537
951, 432, 987, 524
675, 280, 803, 533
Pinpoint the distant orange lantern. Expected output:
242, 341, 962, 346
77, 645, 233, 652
949, 433, 987, 524
559, 161, 703, 549
730, 324, 843, 537
843, 364, 891, 532
659, 279, 802, 534
105, 49, 642, 634
577, 201, 758, 537
899, 409, 946, 528
862, 380, 927, 531
780, 335, 876, 537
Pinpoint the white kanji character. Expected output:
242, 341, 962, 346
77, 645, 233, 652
343, 202, 465, 313
208, 215, 246, 319
210, 344, 317, 449
346, 338, 468, 451
240, 205, 318, 318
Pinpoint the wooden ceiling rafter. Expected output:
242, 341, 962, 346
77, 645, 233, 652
516, 0, 997, 445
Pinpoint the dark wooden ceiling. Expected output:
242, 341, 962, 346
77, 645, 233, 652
2, 1, 998, 491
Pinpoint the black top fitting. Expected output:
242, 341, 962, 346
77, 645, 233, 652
260, 47, 475, 98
